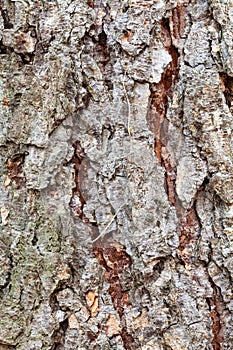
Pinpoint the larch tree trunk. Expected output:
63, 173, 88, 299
0, 0, 233, 349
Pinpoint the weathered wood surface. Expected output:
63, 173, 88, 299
0, 1, 233, 349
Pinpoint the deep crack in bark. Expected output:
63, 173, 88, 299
147, 9, 225, 348
206, 279, 223, 350
83, 1, 113, 93
69, 141, 86, 221
70, 141, 99, 244
219, 72, 233, 111
7, 153, 26, 189
50, 278, 73, 349
93, 246, 139, 350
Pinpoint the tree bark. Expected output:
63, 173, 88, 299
0, 0, 233, 349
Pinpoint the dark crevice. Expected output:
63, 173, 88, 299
178, 204, 201, 264
121, 329, 136, 350
31, 232, 38, 246
94, 246, 139, 349
154, 258, 166, 275
96, 34, 113, 90
49, 278, 71, 349
37, 30, 56, 54
69, 141, 88, 221
1, 9, 13, 29
7, 153, 27, 189
10, 93, 22, 112
0, 251, 13, 298
0, 39, 14, 54
206, 275, 224, 350
51, 318, 69, 350
122, 4, 130, 13
147, 8, 203, 269
95, 30, 113, 91
170, 3, 191, 40
18, 52, 35, 65
201, 175, 210, 188
69, 141, 99, 239
49, 281, 69, 312
82, 3, 113, 93
147, 14, 179, 204
219, 72, 233, 110
147, 14, 179, 197
48, 118, 66, 137
76, 78, 92, 111
0, 345, 16, 350
86, 329, 99, 342
164, 344, 173, 350
87, 0, 94, 8
4, 25, 38, 64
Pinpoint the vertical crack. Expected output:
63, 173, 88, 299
147, 7, 202, 267
1, 8, 13, 29
69, 141, 99, 241
69, 141, 86, 221
0, 251, 13, 298
51, 318, 69, 350
147, 14, 179, 206
147, 12, 180, 207
93, 246, 139, 350
50, 280, 72, 349
7, 153, 27, 189
219, 72, 233, 111
83, 1, 113, 92
206, 276, 223, 350
146, 6, 226, 348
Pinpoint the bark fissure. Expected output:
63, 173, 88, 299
148, 10, 226, 347
0, 252, 13, 297
147, 13, 179, 205
50, 279, 74, 349
7, 153, 26, 189
69, 141, 86, 221
0, 39, 14, 54
69, 141, 100, 244
93, 246, 138, 350
0, 344, 16, 350
147, 12, 199, 264
82, 1, 113, 95
219, 72, 233, 111
51, 318, 69, 350
1, 9, 13, 29
206, 276, 224, 350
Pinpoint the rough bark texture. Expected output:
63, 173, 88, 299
0, 0, 233, 349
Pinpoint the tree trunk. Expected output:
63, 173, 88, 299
0, 0, 233, 349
